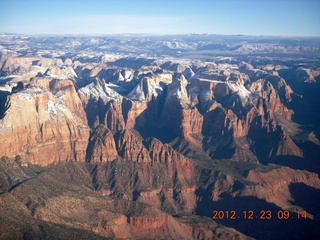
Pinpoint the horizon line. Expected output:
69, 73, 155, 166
1, 32, 320, 39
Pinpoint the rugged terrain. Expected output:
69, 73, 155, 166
0, 34, 320, 239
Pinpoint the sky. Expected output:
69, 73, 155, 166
0, 0, 319, 36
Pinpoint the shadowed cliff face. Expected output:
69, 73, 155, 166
1, 35, 320, 239
76, 66, 307, 165
0, 90, 10, 120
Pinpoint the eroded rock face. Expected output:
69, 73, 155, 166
77, 78, 123, 129
144, 137, 186, 163
48, 79, 88, 124
161, 97, 204, 137
85, 127, 198, 214
160, 75, 203, 137
243, 167, 320, 207
197, 162, 320, 239
0, 88, 89, 166
114, 129, 151, 163
89, 155, 197, 215
0, 158, 249, 239
122, 98, 148, 129
103, 99, 126, 133
37, 58, 64, 68
249, 79, 293, 121
44, 66, 77, 79
73, 59, 308, 164
86, 125, 118, 163
1, 56, 39, 74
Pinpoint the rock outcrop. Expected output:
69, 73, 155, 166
114, 129, 151, 163
161, 75, 203, 138
243, 167, 320, 207
144, 137, 186, 163
86, 125, 118, 163
0, 88, 89, 166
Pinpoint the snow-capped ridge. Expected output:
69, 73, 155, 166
78, 78, 122, 102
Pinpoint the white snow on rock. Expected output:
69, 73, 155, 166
46, 100, 68, 117
164, 75, 190, 107
78, 80, 122, 102
47, 100, 57, 116
197, 78, 251, 98
197, 78, 229, 84
15, 88, 44, 100
0, 124, 12, 133
0, 86, 11, 92
227, 82, 251, 98
128, 77, 163, 102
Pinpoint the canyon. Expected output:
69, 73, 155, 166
0, 34, 320, 239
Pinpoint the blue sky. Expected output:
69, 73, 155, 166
0, 0, 319, 36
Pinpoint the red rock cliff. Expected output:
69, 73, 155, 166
0, 88, 89, 166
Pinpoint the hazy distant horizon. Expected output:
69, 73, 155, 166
0, 32, 320, 39
2, 32, 320, 39
1, 0, 319, 37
